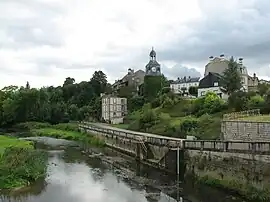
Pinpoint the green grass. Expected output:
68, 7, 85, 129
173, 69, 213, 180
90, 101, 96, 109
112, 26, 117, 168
31, 128, 105, 147
113, 124, 129, 129
0, 135, 33, 156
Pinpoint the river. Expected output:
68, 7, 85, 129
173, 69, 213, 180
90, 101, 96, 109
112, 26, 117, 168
0, 137, 245, 202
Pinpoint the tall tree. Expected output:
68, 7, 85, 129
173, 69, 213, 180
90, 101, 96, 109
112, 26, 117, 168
221, 57, 242, 95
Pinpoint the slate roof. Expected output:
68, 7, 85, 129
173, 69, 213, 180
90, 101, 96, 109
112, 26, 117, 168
171, 77, 200, 84
199, 72, 223, 88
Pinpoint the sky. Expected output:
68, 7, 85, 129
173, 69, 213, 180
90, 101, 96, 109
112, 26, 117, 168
1, 0, 270, 88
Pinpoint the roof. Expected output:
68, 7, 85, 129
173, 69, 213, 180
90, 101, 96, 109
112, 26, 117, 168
171, 77, 200, 84
199, 72, 223, 88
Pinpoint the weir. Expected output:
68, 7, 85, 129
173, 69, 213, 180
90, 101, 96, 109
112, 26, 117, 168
79, 121, 270, 191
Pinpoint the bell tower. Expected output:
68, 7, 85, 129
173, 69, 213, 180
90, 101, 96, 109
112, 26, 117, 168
145, 47, 161, 76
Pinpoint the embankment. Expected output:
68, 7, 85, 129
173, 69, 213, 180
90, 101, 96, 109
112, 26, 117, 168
185, 150, 270, 201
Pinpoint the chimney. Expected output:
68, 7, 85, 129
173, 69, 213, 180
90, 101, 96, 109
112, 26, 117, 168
253, 73, 256, 78
128, 68, 132, 74
239, 58, 243, 65
184, 76, 186, 81
220, 54, 225, 60
177, 77, 180, 81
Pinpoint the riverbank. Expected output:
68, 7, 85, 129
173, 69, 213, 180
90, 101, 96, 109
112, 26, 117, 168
14, 122, 105, 147
0, 136, 48, 189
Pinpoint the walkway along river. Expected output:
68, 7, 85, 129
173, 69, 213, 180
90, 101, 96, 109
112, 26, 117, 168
0, 137, 246, 202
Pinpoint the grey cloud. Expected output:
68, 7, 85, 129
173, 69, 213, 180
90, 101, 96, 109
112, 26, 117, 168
158, 0, 270, 75
162, 64, 201, 80
0, 0, 65, 49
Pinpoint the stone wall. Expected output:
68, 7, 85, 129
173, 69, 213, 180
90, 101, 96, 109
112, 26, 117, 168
185, 150, 270, 199
221, 121, 270, 141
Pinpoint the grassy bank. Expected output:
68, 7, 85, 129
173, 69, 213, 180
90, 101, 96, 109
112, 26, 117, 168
14, 122, 105, 147
0, 136, 47, 189
197, 175, 270, 202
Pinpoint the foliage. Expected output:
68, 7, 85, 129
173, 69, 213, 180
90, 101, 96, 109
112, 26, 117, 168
0, 71, 110, 126
221, 57, 242, 95
0, 142, 47, 189
188, 86, 198, 97
143, 75, 163, 102
257, 83, 270, 96
0, 135, 33, 156
31, 128, 105, 147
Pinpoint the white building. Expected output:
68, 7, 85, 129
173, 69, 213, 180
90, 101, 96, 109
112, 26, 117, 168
170, 76, 200, 94
101, 94, 127, 124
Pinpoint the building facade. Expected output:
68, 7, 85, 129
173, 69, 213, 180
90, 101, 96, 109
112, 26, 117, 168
248, 73, 259, 92
112, 69, 145, 92
198, 72, 228, 99
170, 76, 200, 94
101, 94, 127, 124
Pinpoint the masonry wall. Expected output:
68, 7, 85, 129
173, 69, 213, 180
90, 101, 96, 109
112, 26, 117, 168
221, 121, 270, 141
185, 150, 270, 199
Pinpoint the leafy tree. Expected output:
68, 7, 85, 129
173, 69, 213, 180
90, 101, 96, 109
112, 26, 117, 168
258, 83, 270, 96
221, 57, 242, 95
188, 86, 198, 97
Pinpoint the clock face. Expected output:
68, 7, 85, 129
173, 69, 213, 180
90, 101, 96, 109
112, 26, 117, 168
151, 67, 157, 72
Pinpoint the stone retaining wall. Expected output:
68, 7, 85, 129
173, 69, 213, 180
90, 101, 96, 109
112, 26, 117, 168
221, 121, 270, 141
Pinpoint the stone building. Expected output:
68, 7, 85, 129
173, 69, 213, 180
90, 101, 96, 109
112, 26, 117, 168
145, 47, 161, 76
248, 73, 259, 92
101, 94, 127, 124
112, 68, 145, 92
203, 55, 260, 93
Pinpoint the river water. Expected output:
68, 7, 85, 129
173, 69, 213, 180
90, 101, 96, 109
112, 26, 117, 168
0, 137, 245, 202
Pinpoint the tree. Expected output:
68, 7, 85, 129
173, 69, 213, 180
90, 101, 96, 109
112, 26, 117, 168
188, 86, 198, 97
221, 57, 242, 95
258, 83, 270, 96
181, 87, 187, 96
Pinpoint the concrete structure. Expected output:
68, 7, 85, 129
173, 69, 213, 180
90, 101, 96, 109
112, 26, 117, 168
79, 122, 270, 197
101, 95, 127, 124
112, 69, 145, 92
170, 76, 200, 95
145, 47, 161, 76
198, 72, 228, 99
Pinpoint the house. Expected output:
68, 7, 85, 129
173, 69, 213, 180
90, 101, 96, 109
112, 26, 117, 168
248, 73, 259, 92
170, 76, 200, 94
101, 94, 127, 124
204, 55, 249, 92
198, 72, 228, 99
112, 69, 145, 92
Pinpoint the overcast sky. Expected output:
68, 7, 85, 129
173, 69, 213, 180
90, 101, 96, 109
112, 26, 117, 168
1, 0, 270, 88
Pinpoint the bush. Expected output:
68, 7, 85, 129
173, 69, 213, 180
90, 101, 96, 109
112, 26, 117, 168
0, 147, 48, 189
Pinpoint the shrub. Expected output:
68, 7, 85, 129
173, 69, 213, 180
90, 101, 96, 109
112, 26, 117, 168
0, 147, 48, 189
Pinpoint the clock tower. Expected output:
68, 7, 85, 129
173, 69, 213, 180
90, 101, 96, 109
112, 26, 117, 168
145, 47, 161, 76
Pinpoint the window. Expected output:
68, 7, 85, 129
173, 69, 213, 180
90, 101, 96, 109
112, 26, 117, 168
214, 82, 218, 87
113, 98, 116, 103
201, 91, 205, 96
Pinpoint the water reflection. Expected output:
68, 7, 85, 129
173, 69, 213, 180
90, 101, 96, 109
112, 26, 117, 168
0, 138, 244, 202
